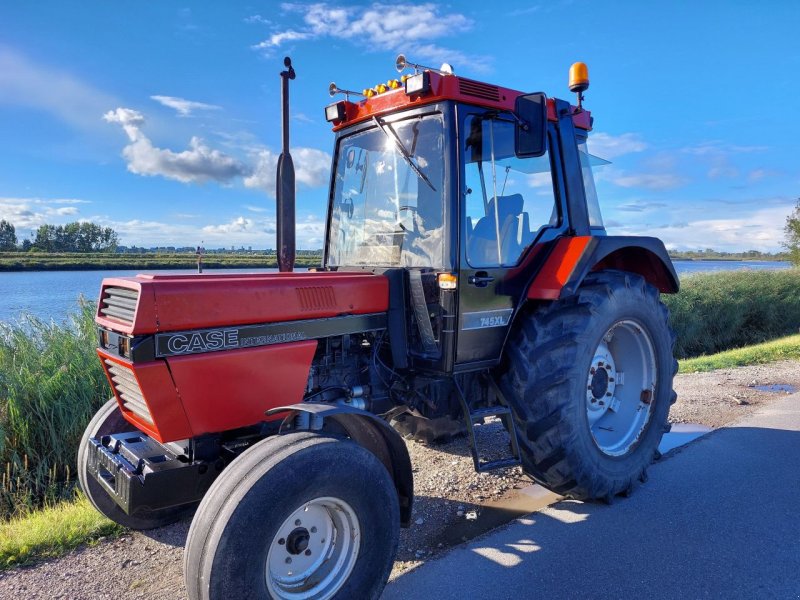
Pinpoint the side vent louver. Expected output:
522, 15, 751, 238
100, 286, 139, 326
459, 79, 501, 102
105, 360, 153, 424
297, 286, 337, 311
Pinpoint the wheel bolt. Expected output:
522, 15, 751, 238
295, 519, 301, 526
606, 392, 612, 397
599, 401, 605, 406
310, 527, 317, 533
305, 550, 312, 556
278, 538, 285, 545
285, 557, 292, 564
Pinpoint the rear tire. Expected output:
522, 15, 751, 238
77, 398, 193, 530
499, 270, 677, 500
184, 432, 399, 600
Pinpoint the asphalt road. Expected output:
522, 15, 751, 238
384, 392, 800, 600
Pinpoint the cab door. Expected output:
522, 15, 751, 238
455, 111, 562, 366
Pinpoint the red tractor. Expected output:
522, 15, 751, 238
79, 56, 678, 599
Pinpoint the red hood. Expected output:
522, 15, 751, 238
96, 271, 389, 335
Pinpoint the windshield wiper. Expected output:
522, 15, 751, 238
372, 116, 435, 191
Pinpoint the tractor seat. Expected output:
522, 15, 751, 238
468, 194, 529, 266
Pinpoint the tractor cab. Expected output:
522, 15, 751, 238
323, 57, 604, 373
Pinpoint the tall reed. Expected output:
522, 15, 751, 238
0, 301, 109, 518
664, 269, 800, 358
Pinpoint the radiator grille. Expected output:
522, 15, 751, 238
459, 79, 501, 102
296, 286, 337, 311
105, 360, 153, 424
100, 286, 139, 325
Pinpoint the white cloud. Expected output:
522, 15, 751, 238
707, 165, 739, 180
604, 202, 793, 252
89, 212, 327, 249
104, 107, 248, 184
682, 141, 769, 156
244, 15, 272, 25
150, 95, 221, 117
0, 46, 117, 132
0, 197, 90, 229
616, 201, 668, 212
605, 170, 687, 190
588, 132, 647, 159
254, 3, 487, 72
202, 216, 254, 234
244, 147, 331, 194
252, 30, 312, 49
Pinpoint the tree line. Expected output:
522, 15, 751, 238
0, 220, 119, 253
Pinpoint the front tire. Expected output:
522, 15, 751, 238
500, 270, 677, 500
77, 398, 192, 529
184, 432, 400, 600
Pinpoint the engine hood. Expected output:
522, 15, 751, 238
95, 271, 389, 335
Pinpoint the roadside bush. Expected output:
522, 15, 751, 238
664, 270, 800, 358
0, 301, 109, 518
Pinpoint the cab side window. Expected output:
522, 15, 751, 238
463, 115, 557, 268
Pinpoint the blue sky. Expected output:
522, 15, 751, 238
0, 1, 797, 251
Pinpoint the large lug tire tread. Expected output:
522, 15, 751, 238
77, 398, 193, 530
499, 270, 678, 501
184, 432, 400, 600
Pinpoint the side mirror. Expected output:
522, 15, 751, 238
514, 92, 548, 157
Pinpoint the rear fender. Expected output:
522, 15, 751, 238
266, 403, 414, 526
526, 236, 679, 300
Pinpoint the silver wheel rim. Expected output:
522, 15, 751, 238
266, 496, 361, 600
585, 320, 657, 457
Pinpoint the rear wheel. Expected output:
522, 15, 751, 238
184, 432, 399, 600
500, 270, 677, 500
77, 398, 192, 529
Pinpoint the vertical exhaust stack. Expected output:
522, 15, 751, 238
276, 56, 296, 272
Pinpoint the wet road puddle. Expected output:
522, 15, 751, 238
441, 422, 713, 547
751, 384, 797, 393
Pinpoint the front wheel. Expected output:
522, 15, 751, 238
184, 432, 400, 600
500, 270, 677, 500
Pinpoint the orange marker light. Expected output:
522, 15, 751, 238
437, 273, 458, 290
569, 62, 590, 93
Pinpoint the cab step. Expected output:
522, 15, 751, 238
454, 377, 522, 473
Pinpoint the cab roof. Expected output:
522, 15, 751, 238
329, 70, 592, 132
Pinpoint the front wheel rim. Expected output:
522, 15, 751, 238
585, 320, 657, 457
266, 496, 361, 600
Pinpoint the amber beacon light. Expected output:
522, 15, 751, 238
569, 62, 589, 110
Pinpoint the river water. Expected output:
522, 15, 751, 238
0, 260, 792, 324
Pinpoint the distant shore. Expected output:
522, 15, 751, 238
0, 252, 790, 272
0, 252, 323, 272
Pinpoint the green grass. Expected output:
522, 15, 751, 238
0, 302, 109, 519
0, 494, 121, 569
664, 269, 800, 358
679, 334, 800, 373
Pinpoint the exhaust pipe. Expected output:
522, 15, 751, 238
276, 56, 296, 272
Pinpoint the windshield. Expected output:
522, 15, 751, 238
327, 114, 446, 268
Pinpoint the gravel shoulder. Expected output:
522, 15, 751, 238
1, 360, 798, 600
